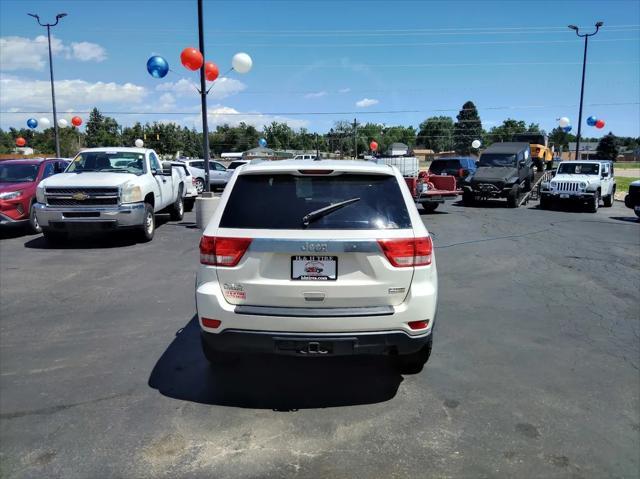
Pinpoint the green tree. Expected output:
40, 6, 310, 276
488, 118, 527, 143
548, 127, 576, 152
596, 132, 619, 161
417, 116, 454, 152
454, 101, 483, 155
85, 108, 120, 147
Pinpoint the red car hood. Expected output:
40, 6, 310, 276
0, 181, 35, 193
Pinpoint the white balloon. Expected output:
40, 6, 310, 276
558, 117, 570, 128
134, 139, 144, 148
232, 52, 253, 74
471, 139, 481, 149
58, 118, 68, 128
39, 117, 51, 128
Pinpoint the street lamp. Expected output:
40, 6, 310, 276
568, 21, 603, 161
28, 13, 67, 158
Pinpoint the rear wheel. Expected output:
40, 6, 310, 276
603, 187, 614, 207
507, 186, 520, 208
588, 190, 599, 213
138, 203, 155, 242
170, 188, 184, 221
462, 190, 475, 206
421, 203, 439, 213
194, 178, 204, 194
28, 203, 42, 234
392, 335, 432, 374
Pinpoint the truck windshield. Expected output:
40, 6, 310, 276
0, 163, 39, 183
67, 152, 145, 175
557, 163, 599, 175
478, 154, 516, 167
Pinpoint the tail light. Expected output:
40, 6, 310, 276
377, 237, 433, 267
200, 236, 252, 266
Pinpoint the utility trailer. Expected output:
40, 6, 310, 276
375, 156, 459, 213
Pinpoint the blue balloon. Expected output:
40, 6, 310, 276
586, 116, 597, 127
26, 118, 38, 129
562, 125, 572, 133
146, 56, 169, 79
258, 138, 267, 147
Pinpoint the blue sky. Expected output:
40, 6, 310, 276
1, 0, 638, 138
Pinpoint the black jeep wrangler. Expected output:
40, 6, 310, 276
462, 142, 535, 208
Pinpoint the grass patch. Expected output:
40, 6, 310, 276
617, 176, 639, 193
616, 162, 640, 169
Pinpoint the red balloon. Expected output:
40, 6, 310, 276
595, 119, 605, 129
15, 137, 26, 147
205, 61, 219, 82
71, 116, 82, 127
180, 47, 203, 71
370, 141, 378, 151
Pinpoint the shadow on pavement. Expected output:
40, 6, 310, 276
0, 224, 34, 240
451, 199, 509, 209
148, 316, 403, 410
609, 216, 640, 223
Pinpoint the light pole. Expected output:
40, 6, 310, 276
196, 0, 212, 193
28, 12, 67, 158
568, 21, 603, 161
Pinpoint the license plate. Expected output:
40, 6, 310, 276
292, 256, 337, 281
560, 194, 570, 199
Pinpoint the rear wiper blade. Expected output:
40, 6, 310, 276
302, 197, 360, 227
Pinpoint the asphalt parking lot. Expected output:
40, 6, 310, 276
1, 201, 638, 479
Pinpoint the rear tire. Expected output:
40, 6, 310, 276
588, 190, 599, 213
194, 178, 204, 194
184, 198, 195, 212
603, 187, 614, 207
392, 335, 432, 374
507, 186, 520, 208
462, 190, 475, 206
170, 188, 184, 221
42, 228, 66, 244
138, 203, 155, 242
28, 203, 42, 234
421, 203, 439, 213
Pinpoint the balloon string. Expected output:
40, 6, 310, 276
205, 68, 235, 94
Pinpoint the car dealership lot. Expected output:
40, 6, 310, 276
1, 203, 638, 478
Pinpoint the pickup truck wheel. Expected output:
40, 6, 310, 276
138, 203, 155, 242
28, 203, 42, 234
462, 191, 475, 206
42, 228, 66, 244
184, 198, 195, 212
421, 203, 438, 213
392, 335, 432, 374
170, 189, 184, 221
588, 190, 599, 213
507, 186, 520, 208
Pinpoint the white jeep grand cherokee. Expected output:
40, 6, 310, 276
196, 160, 438, 373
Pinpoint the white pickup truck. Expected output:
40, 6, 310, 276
35, 147, 185, 242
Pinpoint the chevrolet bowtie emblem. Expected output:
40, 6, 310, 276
72, 192, 90, 201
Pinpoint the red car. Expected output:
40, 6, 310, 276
0, 158, 69, 233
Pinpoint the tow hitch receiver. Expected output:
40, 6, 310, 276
275, 337, 357, 355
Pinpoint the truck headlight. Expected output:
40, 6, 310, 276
579, 182, 587, 189
0, 190, 22, 200
36, 185, 46, 203
121, 183, 142, 203
541, 181, 550, 191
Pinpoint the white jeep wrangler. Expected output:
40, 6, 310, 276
540, 160, 616, 212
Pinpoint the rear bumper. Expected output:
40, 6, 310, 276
416, 191, 460, 204
202, 328, 432, 356
34, 202, 146, 230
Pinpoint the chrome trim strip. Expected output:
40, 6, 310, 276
234, 305, 394, 317
249, 238, 381, 253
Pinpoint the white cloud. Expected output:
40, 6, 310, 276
338, 88, 351, 94
0, 35, 107, 71
182, 105, 308, 130
69, 42, 107, 62
355, 98, 379, 108
0, 74, 148, 111
304, 90, 327, 99
156, 77, 246, 100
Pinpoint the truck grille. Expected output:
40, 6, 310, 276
555, 182, 580, 192
45, 187, 119, 207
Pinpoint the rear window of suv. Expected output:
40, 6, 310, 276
220, 173, 412, 229
429, 159, 463, 174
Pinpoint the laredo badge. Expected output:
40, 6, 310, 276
223, 283, 246, 300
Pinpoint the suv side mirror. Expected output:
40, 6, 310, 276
162, 163, 173, 176
601, 171, 607, 178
